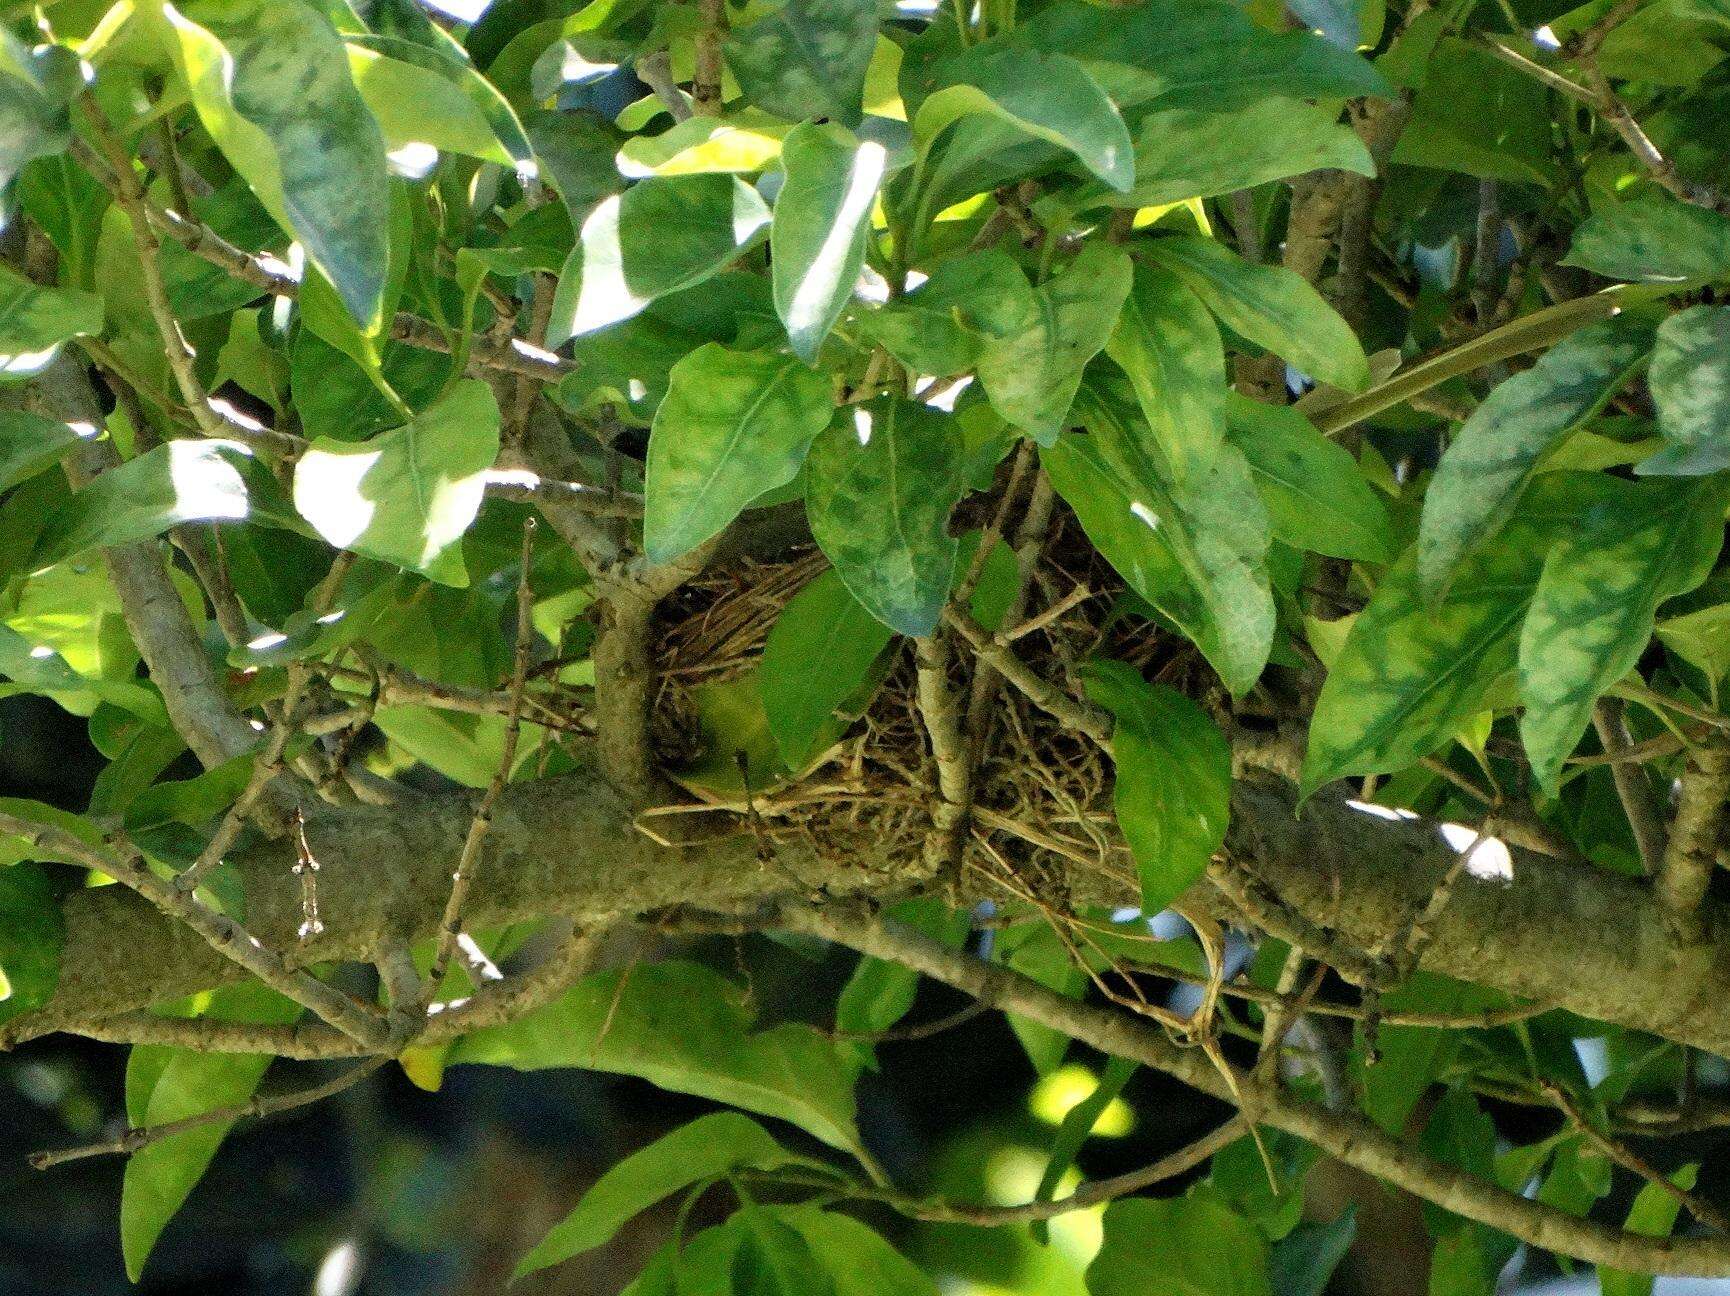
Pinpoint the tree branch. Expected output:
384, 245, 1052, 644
1657, 733, 1730, 943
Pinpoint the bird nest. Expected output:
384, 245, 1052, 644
644, 512, 1220, 905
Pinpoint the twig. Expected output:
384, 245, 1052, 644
29, 1058, 388, 1169
943, 606, 1113, 748
424, 521, 538, 996
829, 1001, 988, 1044
692, 0, 727, 115
915, 632, 972, 876
635, 51, 694, 122
1594, 699, 1668, 875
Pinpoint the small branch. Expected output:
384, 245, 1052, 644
692, 0, 727, 116
1471, 179, 1502, 324
482, 468, 644, 518
1594, 699, 1668, 875
915, 632, 972, 875
943, 606, 1113, 748
425, 520, 538, 996
29, 1058, 388, 1169
1656, 733, 1730, 943
635, 51, 694, 121
964, 468, 1055, 748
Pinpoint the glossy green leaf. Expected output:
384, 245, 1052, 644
450, 959, 864, 1155
1106, 260, 1226, 482
1084, 99, 1372, 210
0, 35, 79, 190
0, 861, 61, 1026
0, 410, 81, 493
644, 345, 835, 562
855, 249, 1032, 378
805, 398, 963, 636
1416, 315, 1655, 602
346, 37, 530, 165
1082, 660, 1230, 913
548, 174, 771, 345
1304, 478, 1607, 794
914, 48, 1133, 194
771, 123, 887, 363
760, 568, 895, 769
1565, 195, 1730, 283
732, 1207, 838, 1296
1640, 304, 1730, 475
121, 987, 302, 1281
160, 0, 391, 326
977, 244, 1132, 447
514, 1113, 805, 1278
1519, 476, 1729, 791
293, 380, 500, 587
619, 113, 787, 178
1599, 1165, 1699, 1296
1046, 405, 1273, 697
1145, 235, 1369, 393
724, 0, 879, 127
1224, 394, 1391, 562
1088, 1196, 1271, 1296
0, 263, 102, 358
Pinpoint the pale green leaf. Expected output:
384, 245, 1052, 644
347, 39, 526, 165
977, 243, 1132, 446
724, 0, 879, 127
1657, 602, 1730, 684
1145, 235, 1369, 393
0, 262, 102, 357
644, 344, 835, 562
547, 174, 771, 345
1082, 660, 1229, 913
514, 1113, 806, 1278
159, 0, 391, 326
450, 960, 863, 1154
1519, 476, 1729, 790
1417, 316, 1655, 601
1224, 394, 1391, 562
772, 122, 887, 362
619, 113, 787, 178
805, 397, 963, 636
759, 568, 894, 769
293, 380, 500, 587
1639, 304, 1730, 475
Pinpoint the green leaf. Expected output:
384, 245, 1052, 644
1519, 476, 1729, 791
1640, 304, 1730, 475
775, 1206, 938, 1296
1268, 1211, 1357, 1296
1084, 99, 1373, 210
1081, 660, 1230, 913
0, 410, 80, 493
1416, 315, 1655, 602
450, 960, 863, 1155
1599, 1164, 1699, 1296
619, 113, 788, 178
760, 568, 895, 769
644, 345, 835, 562
159, 0, 391, 326
514, 1113, 806, 1278
0, 262, 102, 358
1565, 195, 1730, 283
1391, 38, 1552, 184
1658, 602, 1730, 684
0, 861, 61, 1026
1088, 1196, 1271, 1296
0, 35, 79, 190
1031, 1054, 1137, 1242
977, 244, 1132, 447
1304, 478, 1607, 794
771, 122, 887, 363
805, 397, 963, 636
20, 441, 260, 577
1105, 260, 1226, 482
915, 47, 1133, 194
1050, 390, 1273, 697
293, 380, 500, 587
733, 1206, 838, 1296
346, 38, 528, 165
1224, 394, 1391, 562
854, 249, 1031, 378
121, 988, 302, 1280
724, 0, 879, 127
1145, 235, 1369, 393
548, 174, 772, 345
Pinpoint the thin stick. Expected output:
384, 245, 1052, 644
424, 519, 538, 996
943, 607, 1114, 748
1594, 699, 1668, 876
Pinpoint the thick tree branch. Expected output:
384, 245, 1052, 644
1657, 733, 1730, 943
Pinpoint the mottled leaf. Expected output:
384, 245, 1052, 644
805, 398, 963, 636
1082, 660, 1230, 912
644, 344, 835, 562
1417, 315, 1655, 601
160, 0, 391, 325
976, 244, 1131, 446
724, 0, 879, 127
1519, 476, 1729, 790
1640, 304, 1730, 475
1565, 195, 1730, 283
1145, 234, 1369, 392
1105, 260, 1226, 482
293, 380, 500, 586
548, 174, 771, 345
771, 123, 888, 363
